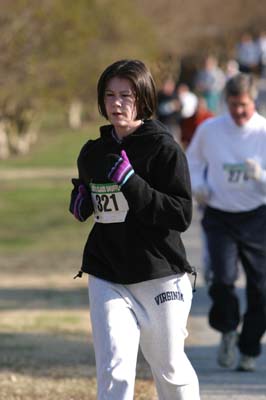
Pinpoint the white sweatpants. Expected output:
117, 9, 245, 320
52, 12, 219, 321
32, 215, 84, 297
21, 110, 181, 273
88, 273, 200, 400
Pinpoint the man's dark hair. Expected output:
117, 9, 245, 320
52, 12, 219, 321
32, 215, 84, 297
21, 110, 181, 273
97, 59, 157, 120
225, 73, 258, 100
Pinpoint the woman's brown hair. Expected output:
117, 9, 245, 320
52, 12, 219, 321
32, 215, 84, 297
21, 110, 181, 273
97, 59, 157, 120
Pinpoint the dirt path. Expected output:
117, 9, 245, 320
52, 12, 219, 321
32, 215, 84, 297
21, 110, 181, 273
0, 168, 76, 180
1, 177, 266, 399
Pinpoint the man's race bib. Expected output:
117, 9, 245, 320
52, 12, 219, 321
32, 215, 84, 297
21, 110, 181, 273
223, 163, 249, 188
90, 183, 129, 223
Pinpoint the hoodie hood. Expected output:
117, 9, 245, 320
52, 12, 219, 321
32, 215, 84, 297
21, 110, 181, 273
100, 119, 173, 141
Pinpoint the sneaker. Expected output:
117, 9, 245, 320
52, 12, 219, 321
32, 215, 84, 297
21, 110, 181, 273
217, 331, 238, 368
236, 354, 256, 372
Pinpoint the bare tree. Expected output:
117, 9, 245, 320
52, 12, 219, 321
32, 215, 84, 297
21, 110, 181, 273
0, 0, 157, 157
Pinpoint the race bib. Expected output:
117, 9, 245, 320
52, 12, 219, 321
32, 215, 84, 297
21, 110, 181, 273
90, 182, 129, 223
223, 163, 249, 188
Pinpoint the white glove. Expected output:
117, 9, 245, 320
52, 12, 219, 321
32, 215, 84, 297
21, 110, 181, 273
245, 159, 263, 181
193, 184, 211, 206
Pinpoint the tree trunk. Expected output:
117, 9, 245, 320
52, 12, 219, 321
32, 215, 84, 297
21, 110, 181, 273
0, 123, 10, 159
8, 128, 37, 155
68, 99, 83, 129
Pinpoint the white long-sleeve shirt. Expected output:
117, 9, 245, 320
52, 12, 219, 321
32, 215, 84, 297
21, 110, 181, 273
186, 111, 266, 212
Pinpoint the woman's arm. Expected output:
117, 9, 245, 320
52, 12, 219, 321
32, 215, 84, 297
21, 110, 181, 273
121, 141, 192, 232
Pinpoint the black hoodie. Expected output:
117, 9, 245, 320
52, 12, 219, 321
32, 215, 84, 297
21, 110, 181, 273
70, 119, 193, 284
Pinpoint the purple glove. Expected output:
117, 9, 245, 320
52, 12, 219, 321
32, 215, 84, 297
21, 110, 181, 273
70, 179, 94, 222
73, 184, 88, 221
107, 150, 134, 186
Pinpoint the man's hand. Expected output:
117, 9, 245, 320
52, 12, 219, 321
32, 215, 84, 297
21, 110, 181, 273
245, 158, 263, 181
193, 184, 211, 206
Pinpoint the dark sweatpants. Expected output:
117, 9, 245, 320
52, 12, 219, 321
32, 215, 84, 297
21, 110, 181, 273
202, 205, 266, 357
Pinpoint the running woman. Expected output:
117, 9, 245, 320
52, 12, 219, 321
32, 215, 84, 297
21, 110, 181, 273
69, 59, 200, 400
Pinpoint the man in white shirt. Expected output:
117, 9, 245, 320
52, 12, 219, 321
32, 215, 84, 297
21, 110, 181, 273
186, 73, 266, 372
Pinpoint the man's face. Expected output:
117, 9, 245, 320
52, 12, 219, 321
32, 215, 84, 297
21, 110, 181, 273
227, 93, 255, 126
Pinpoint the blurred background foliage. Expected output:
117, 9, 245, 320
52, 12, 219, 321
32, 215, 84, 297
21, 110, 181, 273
138, 0, 266, 58
0, 0, 157, 157
0, 0, 266, 159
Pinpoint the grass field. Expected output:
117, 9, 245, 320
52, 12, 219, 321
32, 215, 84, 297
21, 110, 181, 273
0, 119, 157, 399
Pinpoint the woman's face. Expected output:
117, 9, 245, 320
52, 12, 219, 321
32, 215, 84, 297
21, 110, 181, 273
104, 77, 142, 138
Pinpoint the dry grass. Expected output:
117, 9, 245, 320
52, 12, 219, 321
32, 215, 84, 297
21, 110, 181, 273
0, 252, 158, 400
